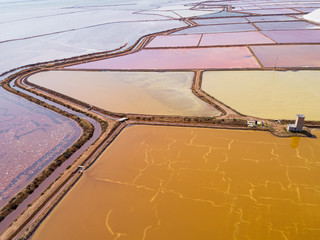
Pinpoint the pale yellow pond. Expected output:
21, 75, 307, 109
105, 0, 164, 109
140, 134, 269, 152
33, 126, 320, 240
29, 71, 218, 116
202, 70, 320, 120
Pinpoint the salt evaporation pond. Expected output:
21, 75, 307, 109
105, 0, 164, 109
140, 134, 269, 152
146, 32, 274, 48
146, 34, 201, 48
0, 87, 81, 206
254, 21, 320, 31
199, 31, 274, 46
261, 29, 320, 44
193, 17, 248, 25
240, 8, 299, 15
246, 15, 298, 22
251, 45, 320, 68
202, 70, 320, 120
0, 0, 196, 74
28, 71, 218, 116
66, 47, 260, 70
172, 23, 256, 34
32, 125, 320, 240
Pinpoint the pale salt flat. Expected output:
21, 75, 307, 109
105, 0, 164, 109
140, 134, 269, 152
0, 10, 171, 43
304, 8, 320, 23
0, 0, 210, 75
0, 20, 186, 74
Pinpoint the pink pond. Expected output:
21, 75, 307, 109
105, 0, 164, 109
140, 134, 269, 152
262, 30, 320, 43
251, 45, 320, 68
172, 23, 256, 34
241, 8, 299, 15
247, 15, 298, 22
67, 47, 260, 70
199, 31, 275, 46
146, 34, 201, 48
193, 17, 248, 25
0, 88, 81, 206
255, 21, 320, 31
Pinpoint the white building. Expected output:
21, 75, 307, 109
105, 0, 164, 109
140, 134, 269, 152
287, 114, 305, 132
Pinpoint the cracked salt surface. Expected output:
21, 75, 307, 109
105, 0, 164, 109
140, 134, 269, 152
32, 125, 320, 240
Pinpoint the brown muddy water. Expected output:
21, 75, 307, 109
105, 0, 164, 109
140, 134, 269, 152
202, 70, 320, 120
32, 125, 320, 240
28, 71, 218, 116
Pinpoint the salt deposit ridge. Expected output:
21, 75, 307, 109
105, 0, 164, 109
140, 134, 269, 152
304, 8, 320, 23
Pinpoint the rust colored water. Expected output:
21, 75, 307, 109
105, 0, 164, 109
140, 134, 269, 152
29, 71, 218, 116
202, 70, 320, 120
0, 87, 81, 206
32, 125, 320, 240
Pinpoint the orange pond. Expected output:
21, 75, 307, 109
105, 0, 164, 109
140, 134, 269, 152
33, 126, 320, 240
28, 71, 218, 116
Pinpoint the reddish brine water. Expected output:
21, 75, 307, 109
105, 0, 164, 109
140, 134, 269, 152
66, 47, 260, 70
0, 87, 81, 207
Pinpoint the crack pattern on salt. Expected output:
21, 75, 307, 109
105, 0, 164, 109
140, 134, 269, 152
39, 127, 320, 239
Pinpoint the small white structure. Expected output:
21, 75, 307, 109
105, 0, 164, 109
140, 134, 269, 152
118, 117, 129, 123
295, 114, 305, 131
303, 9, 320, 24
247, 119, 264, 127
287, 114, 305, 132
78, 166, 85, 173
